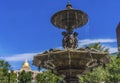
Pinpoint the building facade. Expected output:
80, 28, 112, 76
14, 59, 40, 80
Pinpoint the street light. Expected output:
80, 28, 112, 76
46, 77, 49, 83
8, 70, 11, 83
16, 72, 19, 83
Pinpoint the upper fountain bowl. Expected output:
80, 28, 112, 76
51, 2, 88, 30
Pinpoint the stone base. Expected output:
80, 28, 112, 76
64, 76, 79, 83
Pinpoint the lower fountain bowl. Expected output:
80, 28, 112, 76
33, 48, 111, 83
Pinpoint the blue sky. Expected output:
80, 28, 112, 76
0, 0, 119, 70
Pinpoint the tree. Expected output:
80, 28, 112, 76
0, 59, 12, 83
18, 70, 33, 83
79, 56, 120, 83
85, 42, 109, 52
79, 66, 108, 83
0, 60, 11, 75
79, 43, 120, 83
10, 70, 17, 83
105, 56, 120, 83
36, 70, 63, 83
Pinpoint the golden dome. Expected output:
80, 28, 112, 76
22, 59, 30, 68
20, 59, 32, 71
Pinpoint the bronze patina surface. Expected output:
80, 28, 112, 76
51, 2, 88, 30
33, 2, 111, 83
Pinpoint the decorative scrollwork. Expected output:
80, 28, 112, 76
44, 60, 55, 69
62, 31, 78, 49
86, 59, 98, 68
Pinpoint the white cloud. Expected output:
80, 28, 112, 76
108, 46, 117, 53
78, 39, 116, 46
1, 52, 40, 62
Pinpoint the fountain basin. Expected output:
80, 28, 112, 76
33, 48, 111, 83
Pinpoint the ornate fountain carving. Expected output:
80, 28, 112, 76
33, 2, 111, 83
62, 31, 78, 49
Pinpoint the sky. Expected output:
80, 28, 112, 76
0, 0, 120, 70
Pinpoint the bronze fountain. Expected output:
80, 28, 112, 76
33, 2, 111, 83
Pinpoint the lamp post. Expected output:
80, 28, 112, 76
16, 72, 19, 83
46, 77, 49, 83
8, 70, 11, 83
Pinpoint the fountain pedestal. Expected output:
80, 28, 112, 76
64, 76, 79, 83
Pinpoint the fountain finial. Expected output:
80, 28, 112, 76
66, 2, 73, 10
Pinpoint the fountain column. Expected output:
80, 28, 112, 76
64, 76, 79, 83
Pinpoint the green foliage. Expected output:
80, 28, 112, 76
79, 67, 108, 83
85, 42, 109, 52
0, 59, 14, 83
117, 51, 120, 58
0, 60, 11, 75
105, 58, 120, 83
79, 43, 120, 83
36, 70, 63, 83
18, 70, 33, 83
10, 70, 17, 83
79, 56, 120, 83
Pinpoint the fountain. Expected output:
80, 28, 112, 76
33, 2, 111, 83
